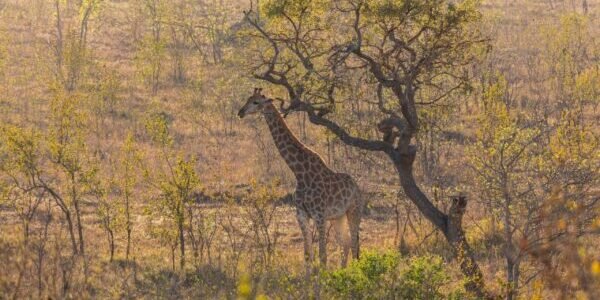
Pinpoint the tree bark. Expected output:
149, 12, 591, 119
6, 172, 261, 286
65, 210, 78, 255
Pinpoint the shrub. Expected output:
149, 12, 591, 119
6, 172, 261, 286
323, 250, 399, 299
394, 256, 448, 300
323, 251, 465, 299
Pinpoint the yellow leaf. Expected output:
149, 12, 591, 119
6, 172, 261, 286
591, 260, 600, 276
557, 219, 567, 230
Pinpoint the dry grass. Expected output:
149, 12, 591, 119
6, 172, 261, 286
0, 0, 599, 299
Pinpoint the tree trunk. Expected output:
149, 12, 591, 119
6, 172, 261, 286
73, 200, 85, 256
391, 152, 495, 299
125, 191, 132, 261
107, 226, 115, 262
506, 258, 520, 300
502, 179, 520, 300
64, 210, 78, 255
171, 243, 176, 271
446, 196, 491, 299
178, 218, 185, 270
37, 203, 51, 298
126, 225, 131, 262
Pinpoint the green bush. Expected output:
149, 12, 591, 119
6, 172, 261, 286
323, 250, 399, 299
323, 251, 465, 300
394, 256, 448, 300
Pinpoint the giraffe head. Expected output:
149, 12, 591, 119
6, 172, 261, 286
238, 88, 272, 118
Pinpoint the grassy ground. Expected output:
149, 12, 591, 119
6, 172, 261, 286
0, 0, 598, 299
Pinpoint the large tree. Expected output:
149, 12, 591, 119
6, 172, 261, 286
242, 0, 494, 297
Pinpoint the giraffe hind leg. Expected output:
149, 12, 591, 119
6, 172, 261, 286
332, 215, 350, 267
347, 205, 362, 260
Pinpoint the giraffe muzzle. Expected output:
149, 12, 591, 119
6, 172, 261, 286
237, 109, 245, 118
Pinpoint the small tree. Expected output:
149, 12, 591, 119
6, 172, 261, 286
50, 0, 102, 92
241, 180, 282, 267
467, 76, 542, 300
47, 89, 99, 258
134, 0, 167, 95
96, 183, 117, 262
187, 202, 219, 266
119, 133, 140, 261
0, 125, 46, 298
142, 113, 201, 270
97, 133, 141, 262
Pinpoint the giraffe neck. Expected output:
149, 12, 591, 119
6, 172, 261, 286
261, 102, 332, 182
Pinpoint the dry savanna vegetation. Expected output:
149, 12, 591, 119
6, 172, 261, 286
0, 0, 599, 299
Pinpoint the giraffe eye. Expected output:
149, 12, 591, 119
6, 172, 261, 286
253, 101, 259, 104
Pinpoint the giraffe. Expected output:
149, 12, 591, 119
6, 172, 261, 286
238, 88, 364, 272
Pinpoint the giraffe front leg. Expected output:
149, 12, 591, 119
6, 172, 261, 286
316, 217, 327, 268
296, 208, 313, 279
